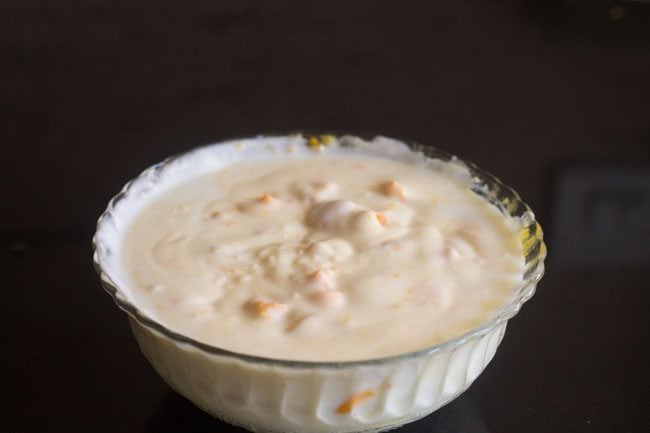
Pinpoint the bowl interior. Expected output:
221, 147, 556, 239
93, 133, 546, 368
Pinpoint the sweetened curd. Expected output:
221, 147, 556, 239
121, 137, 524, 361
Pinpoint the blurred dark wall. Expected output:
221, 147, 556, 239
1, 0, 649, 241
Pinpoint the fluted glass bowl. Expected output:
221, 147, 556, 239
92, 133, 546, 433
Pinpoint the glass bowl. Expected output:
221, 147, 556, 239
92, 133, 546, 433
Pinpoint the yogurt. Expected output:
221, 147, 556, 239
121, 136, 524, 361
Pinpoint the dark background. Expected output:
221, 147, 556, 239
2, 1, 649, 432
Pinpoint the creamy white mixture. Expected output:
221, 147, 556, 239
123, 150, 524, 361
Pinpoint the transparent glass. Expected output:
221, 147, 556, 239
92, 134, 546, 433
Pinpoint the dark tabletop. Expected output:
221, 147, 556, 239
2, 1, 649, 432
